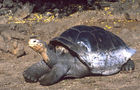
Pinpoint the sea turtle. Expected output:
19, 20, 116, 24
23, 25, 136, 86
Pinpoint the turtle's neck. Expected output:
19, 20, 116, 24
43, 45, 57, 68
40, 48, 49, 62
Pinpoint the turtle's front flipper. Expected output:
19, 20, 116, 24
23, 60, 50, 83
39, 63, 68, 86
121, 59, 135, 72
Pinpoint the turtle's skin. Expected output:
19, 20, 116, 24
23, 25, 136, 86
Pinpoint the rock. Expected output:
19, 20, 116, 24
124, 12, 131, 20
110, 0, 140, 21
0, 35, 8, 52
3, 0, 14, 8
131, 2, 140, 10
14, 2, 34, 19
0, 3, 2, 9
127, 10, 140, 21
0, 29, 26, 57
0, 8, 11, 16
1, 30, 26, 40
0, 16, 8, 24
1, 30, 12, 41
11, 40, 25, 58
0, 36, 26, 57
87, 0, 94, 6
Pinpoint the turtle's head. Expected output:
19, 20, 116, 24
28, 39, 49, 62
28, 39, 46, 53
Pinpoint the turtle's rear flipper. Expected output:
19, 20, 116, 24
121, 59, 135, 72
23, 60, 50, 83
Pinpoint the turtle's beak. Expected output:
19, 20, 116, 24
28, 39, 32, 47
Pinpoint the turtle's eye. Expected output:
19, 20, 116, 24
33, 40, 37, 43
